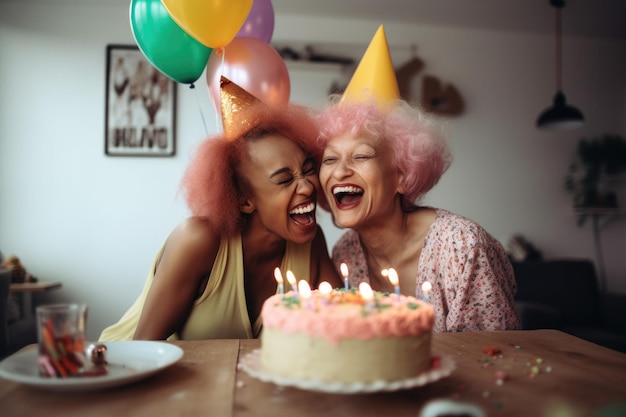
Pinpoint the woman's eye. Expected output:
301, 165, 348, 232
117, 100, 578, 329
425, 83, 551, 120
275, 176, 294, 185
322, 156, 337, 164
354, 153, 374, 161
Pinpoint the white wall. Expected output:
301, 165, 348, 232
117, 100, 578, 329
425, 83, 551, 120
1, 2, 625, 341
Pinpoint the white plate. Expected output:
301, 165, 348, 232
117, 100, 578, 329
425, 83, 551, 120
0, 341, 183, 392
239, 349, 455, 394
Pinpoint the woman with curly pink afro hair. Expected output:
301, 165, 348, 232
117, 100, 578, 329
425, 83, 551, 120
316, 99, 519, 333
100, 97, 342, 342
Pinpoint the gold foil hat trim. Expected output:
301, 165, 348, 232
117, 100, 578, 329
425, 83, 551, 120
220, 76, 263, 140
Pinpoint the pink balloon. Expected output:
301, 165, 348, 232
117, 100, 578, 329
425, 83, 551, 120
235, 0, 274, 43
206, 37, 290, 113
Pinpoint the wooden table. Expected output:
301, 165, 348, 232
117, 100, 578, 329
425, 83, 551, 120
9, 281, 63, 293
0, 330, 625, 416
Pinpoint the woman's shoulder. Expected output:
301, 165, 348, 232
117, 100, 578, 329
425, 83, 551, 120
173, 217, 220, 238
424, 209, 511, 273
429, 208, 497, 246
334, 229, 360, 249
331, 229, 363, 264
164, 217, 223, 260
432, 208, 483, 229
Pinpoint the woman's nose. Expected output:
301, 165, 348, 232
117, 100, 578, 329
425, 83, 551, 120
295, 175, 316, 195
332, 158, 353, 179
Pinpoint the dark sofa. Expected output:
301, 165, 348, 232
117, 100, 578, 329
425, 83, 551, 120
1, 268, 37, 359
512, 259, 626, 353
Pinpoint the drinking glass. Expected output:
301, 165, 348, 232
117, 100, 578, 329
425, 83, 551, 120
36, 303, 87, 377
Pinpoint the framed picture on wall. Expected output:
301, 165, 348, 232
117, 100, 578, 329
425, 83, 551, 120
104, 44, 176, 156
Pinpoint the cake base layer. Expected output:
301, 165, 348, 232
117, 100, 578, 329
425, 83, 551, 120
260, 328, 432, 383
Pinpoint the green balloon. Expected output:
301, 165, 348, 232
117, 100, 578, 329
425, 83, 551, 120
130, 0, 212, 84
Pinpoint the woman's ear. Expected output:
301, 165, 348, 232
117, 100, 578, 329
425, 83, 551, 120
395, 170, 406, 194
239, 197, 255, 214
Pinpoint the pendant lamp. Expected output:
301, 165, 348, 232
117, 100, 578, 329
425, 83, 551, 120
536, 0, 584, 130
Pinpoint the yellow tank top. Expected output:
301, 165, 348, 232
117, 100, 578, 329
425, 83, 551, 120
99, 234, 311, 341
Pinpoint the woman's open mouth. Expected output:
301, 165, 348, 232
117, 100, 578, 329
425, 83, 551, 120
332, 185, 364, 207
289, 202, 316, 226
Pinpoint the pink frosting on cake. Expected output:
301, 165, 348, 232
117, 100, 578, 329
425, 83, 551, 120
261, 290, 434, 345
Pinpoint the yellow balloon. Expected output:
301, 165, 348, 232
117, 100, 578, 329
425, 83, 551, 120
161, 0, 253, 48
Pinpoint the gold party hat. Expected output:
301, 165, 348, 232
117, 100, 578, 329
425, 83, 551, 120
220, 76, 263, 140
341, 25, 400, 106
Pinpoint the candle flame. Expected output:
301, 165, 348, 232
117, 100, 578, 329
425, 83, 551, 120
273, 267, 283, 284
422, 281, 432, 294
359, 282, 374, 300
387, 268, 399, 286
381, 268, 389, 277
340, 262, 349, 278
286, 270, 296, 286
318, 281, 332, 295
298, 280, 312, 298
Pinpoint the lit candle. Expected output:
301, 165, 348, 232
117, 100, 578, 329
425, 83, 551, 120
387, 268, 400, 301
273, 267, 284, 296
381, 268, 389, 277
286, 270, 298, 298
298, 280, 312, 310
359, 282, 374, 308
421, 281, 432, 303
340, 262, 349, 291
318, 281, 332, 305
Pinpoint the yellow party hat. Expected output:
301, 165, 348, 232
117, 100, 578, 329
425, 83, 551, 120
220, 76, 263, 140
341, 25, 400, 106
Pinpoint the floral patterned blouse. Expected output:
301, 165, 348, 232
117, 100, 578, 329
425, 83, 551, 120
331, 208, 520, 332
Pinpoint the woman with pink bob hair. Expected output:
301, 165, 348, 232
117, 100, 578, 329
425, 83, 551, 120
100, 98, 341, 342
316, 100, 519, 332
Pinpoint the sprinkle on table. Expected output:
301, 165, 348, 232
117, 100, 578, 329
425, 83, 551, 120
482, 345, 502, 356
494, 370, 507, 385
430, 356, 442, 369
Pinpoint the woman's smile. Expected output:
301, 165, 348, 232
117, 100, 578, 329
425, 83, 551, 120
331, 184, 364, 208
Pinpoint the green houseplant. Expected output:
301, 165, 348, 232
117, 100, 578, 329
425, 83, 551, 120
565, 134, 626, 225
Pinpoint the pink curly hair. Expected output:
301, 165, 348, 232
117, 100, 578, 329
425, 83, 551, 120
315, 99, 452, 210
180, 103, 319, 235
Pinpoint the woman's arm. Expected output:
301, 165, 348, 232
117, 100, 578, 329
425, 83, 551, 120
309, 225, 343, 289
444, 230, 520, 332
134, 217, 221, 340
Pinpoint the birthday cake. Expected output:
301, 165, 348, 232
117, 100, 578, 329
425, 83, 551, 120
260, 286, 435, 383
